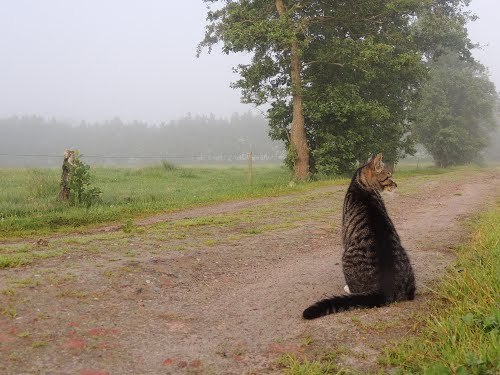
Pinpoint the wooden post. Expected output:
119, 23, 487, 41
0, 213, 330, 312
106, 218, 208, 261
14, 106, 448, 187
247, 151, 253, 188
58, 150, 75, 201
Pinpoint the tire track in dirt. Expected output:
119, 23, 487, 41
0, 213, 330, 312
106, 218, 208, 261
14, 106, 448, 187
0, 169, 498, 374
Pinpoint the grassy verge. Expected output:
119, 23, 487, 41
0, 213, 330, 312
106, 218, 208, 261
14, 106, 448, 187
0, 164, 346, 238
381, 202, 499, 374
0, 163, 490, 239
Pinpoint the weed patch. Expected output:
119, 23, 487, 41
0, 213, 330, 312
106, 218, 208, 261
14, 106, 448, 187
0, 165, 489, 238
0, 253, 32, 268
277, 353, 342, 375
2, 305, 17, 318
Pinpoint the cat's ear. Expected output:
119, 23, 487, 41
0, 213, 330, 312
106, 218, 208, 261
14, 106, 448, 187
370, 153, 383, 172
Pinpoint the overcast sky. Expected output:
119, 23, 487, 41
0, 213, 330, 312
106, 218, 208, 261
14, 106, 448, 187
0, 0, 498, 124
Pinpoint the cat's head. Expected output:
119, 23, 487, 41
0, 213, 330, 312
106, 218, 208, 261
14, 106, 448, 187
362, 153, 397, 192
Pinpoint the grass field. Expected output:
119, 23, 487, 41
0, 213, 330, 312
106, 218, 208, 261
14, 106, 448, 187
0, 162, 488, 239
0, 164, 344, 238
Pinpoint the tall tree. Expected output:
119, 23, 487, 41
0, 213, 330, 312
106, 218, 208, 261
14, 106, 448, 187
198, 0, 312, 179
412, 53, 497, 167
410, 0, 498, 167
199, 0, 480, 176
295, 1, 426, 174
275, 0, 308, 179
199, 1, 430, 176
484, 98, 500, 161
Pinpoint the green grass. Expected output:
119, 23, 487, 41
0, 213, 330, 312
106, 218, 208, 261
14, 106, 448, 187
394, 162, 484, 178
0, 164, 333, 238
0, 253, 32, 268
0, 242, 67, 268
382, 203, 500, 374
0, 163, 491, 239
277, 353, 343, 375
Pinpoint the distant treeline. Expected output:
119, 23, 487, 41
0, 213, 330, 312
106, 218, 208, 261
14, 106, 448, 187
0, 113, 285, 167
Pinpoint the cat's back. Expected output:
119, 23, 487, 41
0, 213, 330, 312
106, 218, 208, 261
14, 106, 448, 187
342, 174, 395, 248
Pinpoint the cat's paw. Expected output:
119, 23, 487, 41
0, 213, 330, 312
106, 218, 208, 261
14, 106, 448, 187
344, 285, 350, 294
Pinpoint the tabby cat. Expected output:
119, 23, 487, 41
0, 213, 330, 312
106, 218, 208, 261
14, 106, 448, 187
303, 153, 415, 319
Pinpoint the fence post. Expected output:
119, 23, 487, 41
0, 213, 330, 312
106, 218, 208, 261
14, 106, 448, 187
58, 149, 75, 201
247, 151, 253, 188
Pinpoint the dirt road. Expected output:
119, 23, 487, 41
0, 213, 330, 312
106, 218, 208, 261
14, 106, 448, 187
1, 168, 498, 374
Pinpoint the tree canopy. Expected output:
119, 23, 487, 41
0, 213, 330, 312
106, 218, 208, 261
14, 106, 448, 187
412, 53, 498, 167
199, 0, 486, 174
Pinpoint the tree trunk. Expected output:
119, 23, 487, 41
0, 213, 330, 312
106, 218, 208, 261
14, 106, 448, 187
58, 150, 75, 201
275, 0, 309, 180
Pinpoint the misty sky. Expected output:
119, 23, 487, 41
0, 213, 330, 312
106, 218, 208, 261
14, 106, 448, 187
0, 0, 498, 124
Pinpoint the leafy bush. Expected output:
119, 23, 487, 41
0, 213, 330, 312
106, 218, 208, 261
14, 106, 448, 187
68, 155, 102, 208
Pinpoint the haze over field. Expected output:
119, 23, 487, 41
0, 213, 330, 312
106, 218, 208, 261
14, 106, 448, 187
0, 0, 498, 124
0, 1, 251, 123
0, 113, 284, 167
0, 1, 498, 169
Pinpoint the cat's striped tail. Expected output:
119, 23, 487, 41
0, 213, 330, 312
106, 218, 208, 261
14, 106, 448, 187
302, 293, 386, 320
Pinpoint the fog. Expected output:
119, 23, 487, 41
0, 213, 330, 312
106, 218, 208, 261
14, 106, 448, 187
1, 0, 498, 123
0, 0, 498, 163
0, 114, 284, 167
467, 0, 500, 90
0, 0, 252, 123
467, 0, 500, 160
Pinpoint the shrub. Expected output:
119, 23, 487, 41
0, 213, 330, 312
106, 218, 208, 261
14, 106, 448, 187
68, 155, 102, 208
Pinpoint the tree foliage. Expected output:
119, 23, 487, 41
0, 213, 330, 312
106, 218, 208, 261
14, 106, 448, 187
484, 101, 500, 161
412, 53, 498, 167
200, 0, 314, 178
297, 1, 426, 174
199, 0, 479, 175
68, 153, 102, 208
413, 0, 476, 60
